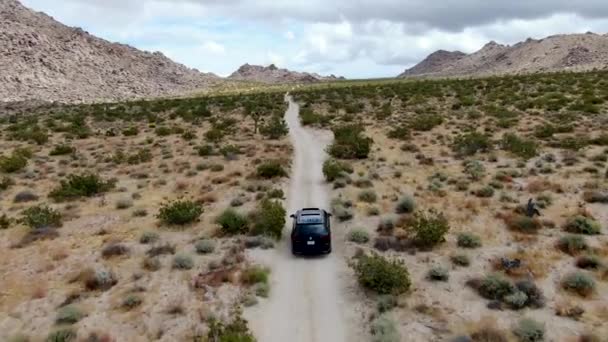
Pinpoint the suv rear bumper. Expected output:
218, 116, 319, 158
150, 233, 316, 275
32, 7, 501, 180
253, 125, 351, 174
292, 243, 332, 255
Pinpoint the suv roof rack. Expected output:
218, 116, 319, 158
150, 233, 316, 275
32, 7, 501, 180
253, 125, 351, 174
301, 207, 320, 211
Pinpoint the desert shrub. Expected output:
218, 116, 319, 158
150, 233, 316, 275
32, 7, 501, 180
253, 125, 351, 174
251, 199, 286, 239
352, 253, 411, 295
513, 318, 544, 342
505, 214, 542, 234
410, 114, 443, 131
501, 134, 538, 159
142, 257, 161, 271
328, 124, 373, 159
453, 132, 492, 156
576, 255, 602, 270
322, 158, 352, 182
20, 205, 62, 229
583, 191, 608, 204
0, 152, 27, 173
50, 144, 75, 156
244, 236, 275, 249
266, 188, 284, 199
515, 280, 545, 308
126, 149, 152, 165
457, 232, 482, 248
115, 198, 133, 209
242, 266, 270, 285
470, 325, 509, 342
561, 272, 595, 297
84, 269, 117, 291
195, 239, 215, 254
196, 144, 214, 156
0, 176, 14, 191
101, 243, 129, 259
395, 195, 416, 214
182, 130, 196, 141
122, 294, 143, 310
564, 216, 601, 235
256, 160, 287, 179
475, 186, 495, 198
46, 329, 77, 342
451, 254, 471, 267
157, 200, 202, 225
475, 274, 515, 300
358, 190, 378, 203
14, 190, 39, 203
348, 229, 370, 244
557, 235, 587, 255
0, 214, 10, 229
155, 126, 172, 136
300, 108, 326, 126
206, 314, 255, 342
49, 173, 115, 201
122, 126, 139, 136
427, 266, 449, 281
387, 125, 410, 140
146, 243, 176, 257
504, 291, 529, 310
377, 295, 398, 313
56, 306, 84, 325
204, 128, 224, 142
220, 144, 241, 159
370, 314, 400, 342
408, 209, 450, 248
260, 115, 289, 139
464, 160, 485, 181
216, 208, 249, 235
172, 254, 194, 270
139, 232, 159, 244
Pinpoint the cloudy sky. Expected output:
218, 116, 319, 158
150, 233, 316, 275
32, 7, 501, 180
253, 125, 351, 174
20, 0, 608, 78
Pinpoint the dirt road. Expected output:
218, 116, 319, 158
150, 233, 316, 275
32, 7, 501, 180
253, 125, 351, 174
244, 95, 359, 342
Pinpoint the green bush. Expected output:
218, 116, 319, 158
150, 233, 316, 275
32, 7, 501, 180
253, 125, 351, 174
464, 160, 485, 181
410, 114, 443, 131
206, 314, 255, 342
0, 152, 27, 173
457, 232, 482, 248
242, 266, 270, 285
155, 126, 172, 136
561, 272, 595, 297
49, 173, 115, 201
427, 266, 449, 281
216, 208, 249, 235
251, 199, 286, 239
370, 314, 400, 342
557, 235, 587, 255
377, 295, 397, 313
157, 200, 203, 225
195, 239, 215, 254
139, 232, 159, 244
260, 115, 289, 139
475, 274, 515, 300
172, 254, 194, 270
122, 126, 139, 136
564, 216, 601, 235
408, 209, 450, 248
453, 132, 493, 156
46, 328, 77, 342
358, 190, 378, 203
196, 144, 214, 156
395, 195, 416, 214
328, 124, 373, 159
475, 186, 495, 198
451, 254, 471, 267
504, 291, 529, 310
56, 306, 84, 325
256, 160, 287, 179
505, 215, 542, 234
348, 229, 370, 244
513, 318, 544, 342
352, 253, 411, 295
49, 144, 75, 156
0, 214, 10, 229
322, 158, 352, 182
387, 125, 410, 140
501, 134, 538, 159
20, 205, 62, 229
0, 176, 14, 191
122, 294, 143, 310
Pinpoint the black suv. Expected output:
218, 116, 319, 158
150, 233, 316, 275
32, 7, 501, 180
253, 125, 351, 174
290, 208, 332, 255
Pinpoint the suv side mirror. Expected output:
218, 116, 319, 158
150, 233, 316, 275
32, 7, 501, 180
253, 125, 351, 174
290, 214, 295, 218
327, 213, 333, 217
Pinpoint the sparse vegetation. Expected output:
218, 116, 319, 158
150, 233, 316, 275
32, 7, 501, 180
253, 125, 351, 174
49, 173, 115, 201
250, 199, 286, 239
352, 253, 411, 295
157, 200, 202, 225
408, 209, 450, 248
20, 205, 62, 229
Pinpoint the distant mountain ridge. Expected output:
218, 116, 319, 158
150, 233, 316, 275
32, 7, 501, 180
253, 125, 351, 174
399, 32, 608, 78
0, 0, 220, 103
229, 63, 345, 84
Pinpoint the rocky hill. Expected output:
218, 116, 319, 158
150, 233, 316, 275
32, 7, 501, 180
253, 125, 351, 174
0, 0, 219, 103
399, 33, 608, 78
229, 64, 344, 84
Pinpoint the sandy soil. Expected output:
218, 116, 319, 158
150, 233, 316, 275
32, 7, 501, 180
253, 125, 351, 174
244, 96, 365, 342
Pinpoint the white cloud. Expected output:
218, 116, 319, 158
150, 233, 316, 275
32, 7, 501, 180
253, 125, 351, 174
202, 41, 226, 54
284, 31, 295, 40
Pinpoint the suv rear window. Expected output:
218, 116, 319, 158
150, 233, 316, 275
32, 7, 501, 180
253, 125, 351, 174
295, 224, 328, 235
